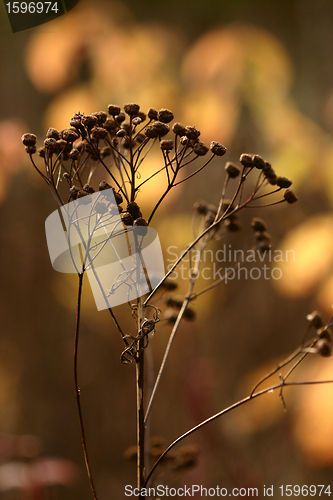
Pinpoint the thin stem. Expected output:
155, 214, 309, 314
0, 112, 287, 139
143, 378, 333, 487
136, 297, 146, 497
74, 272, 98, 500
144, 242, 205, 425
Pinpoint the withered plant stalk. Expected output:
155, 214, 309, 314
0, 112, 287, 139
22, 103, 333, 500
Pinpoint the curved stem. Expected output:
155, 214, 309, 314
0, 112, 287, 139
143, 378, 333, 487
74, 272, 99, 500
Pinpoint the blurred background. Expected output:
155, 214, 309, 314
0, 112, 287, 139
1, 0, 333, 497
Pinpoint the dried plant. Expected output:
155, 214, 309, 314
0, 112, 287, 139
22, 103, 333, 499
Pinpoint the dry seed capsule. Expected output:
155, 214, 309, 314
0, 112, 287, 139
100, 146, 112, 158
160, 139, 174, 151
284, 189, 298, 204
69, 148, 80, 160
225, 218, 241, 232
157, 108, 174, 123
92, 111, 107, 125
44, 137, 57, 150
152, 121, 170, 137
95, 201, 108, 214
82, 115, 98, 128
103, 118, 118, 131
22, 133, 37, 146
306, 311, 324, 328
252, 154, 266, 169
37, 147, 45, 157
225, 162, 241, 178
62, 128, 79, 143
147, 107, 158, 120
25, 145, 36, 154
134, 217, 148, 236
107, 104, 121, 116
185, 125, 200, 140
127, 201, 142, 219
46, 128, 61, 140
121, 212, 134, 226
193, 142, 209, 156
115, 112, 126, 124
210, 141, 227, 156
91, 126, 108, 140
124, 103, 140, 116
239, 153, 253, 168
172, 122, 186, 136
276, 176, 292, 188
144, 125, 158, 139
316, 338, 332, 357
251, 217, 267, 232
317, 326, 332, 342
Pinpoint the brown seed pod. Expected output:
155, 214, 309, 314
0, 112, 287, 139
225, 162, 241, 178
210, 141, 227, 156
194, 200, 209, 215
258, 240, 271, 254
147, 107, 158, 120
127, 201, 142, 219
276, 176, 292, 188
82, 184, 95, 194
252, 154, 266, 169
251, 217, 267, 232
193, 142, 209, 156
100, 146, 112, 158
134, 217, 148, 236
108, 204, 120, 216
132, 116, 142, 126
107, 104, 121, 116
239, 153, 253, 167
316, 338, 332, 357
99, 180, 111, 191
306, 310, 324, 328
317, 326, 332, 342
37, 147, 45, 157
92, 111, 107, 125
46, 128, 61, 140
185, 125, 200, 140
172, 122, 186, 136
115, 112, 126, 124
44, 137, 57, 150
144, 125, 158, 139
61, 128, 79, 143
103, 118, 118, 131
69, 186, 79, 200
121, 212, 134, 226
95, 201, 108, 214
25, 145, 36, 154
22, 133, 37, 147
116, 129, 126, 138
225, 218, 241, 232
284, 189, 298, 204
91, 127, 108, 140
153, 121, 170, 137
255, 230, 271, 242
82, 115, 98, 129
69, 148, 80, 160
157, 108, 174, 123
160, 139, 174, 151
124, 103, 140, 116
